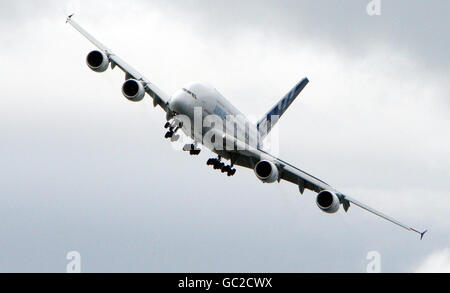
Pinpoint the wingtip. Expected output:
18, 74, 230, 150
420, 230, 428, 240
66, 14, 74, 23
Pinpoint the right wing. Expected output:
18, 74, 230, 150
66, 15, 171, 112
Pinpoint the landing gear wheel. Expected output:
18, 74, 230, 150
209, 156, 235, 176
221, 165, 231, 173
189, 149, 201, 156
227, 169, 236, 176
165, 131, 174, 139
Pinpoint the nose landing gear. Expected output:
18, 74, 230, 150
164, 120, 183, 141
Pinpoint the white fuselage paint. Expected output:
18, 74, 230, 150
169, 82, 260, 155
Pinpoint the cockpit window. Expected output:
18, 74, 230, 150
182, 88, 197, 99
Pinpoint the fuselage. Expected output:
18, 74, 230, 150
169, 82, 260, 153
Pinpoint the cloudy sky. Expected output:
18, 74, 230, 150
0, 0, 449, 272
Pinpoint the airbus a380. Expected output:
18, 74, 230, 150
67, 15, 427, 239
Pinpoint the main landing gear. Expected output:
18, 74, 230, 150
183, 143, 201, 155
164, 120, 183, 142
207, 157, 236, 176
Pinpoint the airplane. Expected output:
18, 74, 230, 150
66, 15, 427, 239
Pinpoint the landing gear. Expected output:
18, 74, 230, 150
227, 168, 237, 177
164, 120, 183, 141
207, 157, 236, 176
213, 161, 224, 170
183, 143, 201, 155
221, 165, 231, 173
190, 149, 201, 155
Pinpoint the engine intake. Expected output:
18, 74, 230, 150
86, 50, 109, 73
254, 160, 279, 183
316, 190, 340, 213
122, 79, 145, 102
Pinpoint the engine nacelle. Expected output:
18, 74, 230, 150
316, 190, 340, 214
86, 50, 109, 73
254, 160, 279, 183
122, 79, 145, 102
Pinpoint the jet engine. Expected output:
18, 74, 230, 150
86, 50, 109, 73
254, 160, 279, 183
316, 190, 340, 213
122, 79, 145, 102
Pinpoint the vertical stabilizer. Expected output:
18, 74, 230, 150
257, 78, 309, 140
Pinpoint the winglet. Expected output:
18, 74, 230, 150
411, 228, 428, 240
420, 229, 428, 240
66, 14, 74, 24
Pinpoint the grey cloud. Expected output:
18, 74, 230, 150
0, 0, 448, 272
154, 0, 450, 72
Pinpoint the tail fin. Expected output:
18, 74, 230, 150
257, 77, 309, 140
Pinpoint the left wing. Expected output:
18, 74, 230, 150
223, 135, 427, 239
274, 153, 427, 239
66, 15, 171, 111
